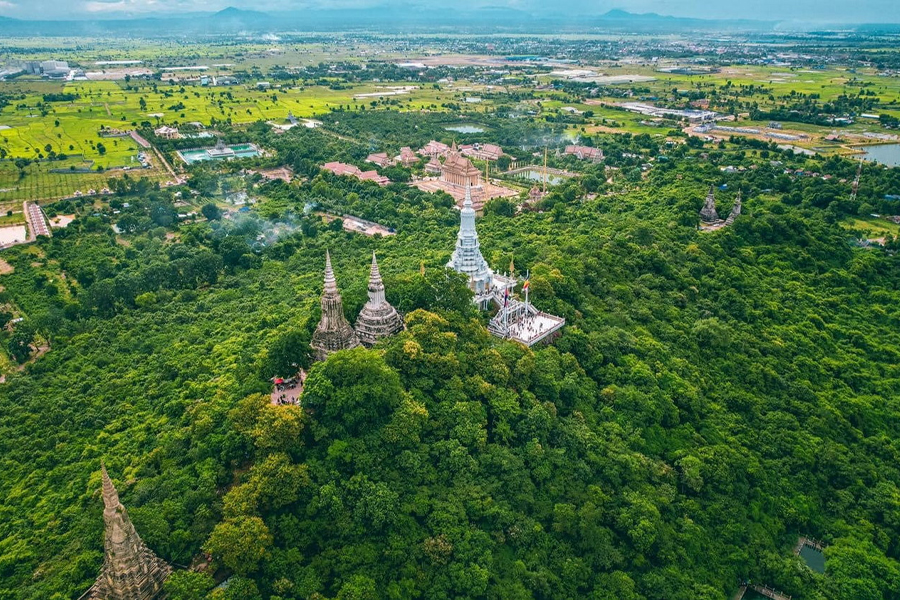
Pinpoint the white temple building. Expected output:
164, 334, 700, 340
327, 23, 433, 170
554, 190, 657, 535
446, 184, 508, 306
447, 184, 564, 346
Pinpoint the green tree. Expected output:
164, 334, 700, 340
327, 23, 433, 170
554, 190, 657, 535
201, 203, 223, 221
204, 516, 273, 576
164, 571, 215, 600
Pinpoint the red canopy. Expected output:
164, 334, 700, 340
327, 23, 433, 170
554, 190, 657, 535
274, 378, 284, 384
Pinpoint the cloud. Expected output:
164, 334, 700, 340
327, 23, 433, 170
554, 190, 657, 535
0, 0, 16, 7
85, 0, 129, 11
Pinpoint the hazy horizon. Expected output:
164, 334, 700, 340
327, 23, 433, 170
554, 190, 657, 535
2, 0, 900, 24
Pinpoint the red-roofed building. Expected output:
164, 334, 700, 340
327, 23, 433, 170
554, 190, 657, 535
395, 146, 419, 167
564, 145, 604, 162
418, 140, 450, 157
365, 152, 394, 167
321, 162, 391, 186
358, 170, 391, 186
460, 143, 505, 161
322, 161, 362, 177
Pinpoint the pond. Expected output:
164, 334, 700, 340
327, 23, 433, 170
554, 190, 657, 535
508, 168, 573, 186
445, 125, 485, 133
859, 143, 900, 167
799, 545, 826, 573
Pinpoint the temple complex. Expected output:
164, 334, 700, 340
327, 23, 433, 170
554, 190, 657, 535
84, 463, 171, 600
354, 253, 404, 346
321, 162, 391, 186
699, 185, 720, 223
447, 185, 564, 345
413, 142, 517, 210
311, 251, 361, 361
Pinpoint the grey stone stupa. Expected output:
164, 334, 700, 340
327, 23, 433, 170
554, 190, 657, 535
311, 251, 360, 362
354, 252, 404, 346
724, 192, 742, 226
85, 463, 172, 600
699, 185, 720, 223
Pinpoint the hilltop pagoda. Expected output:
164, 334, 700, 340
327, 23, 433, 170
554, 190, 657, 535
699, 185, 720, 223
85, 463, 171, 600
447, 184, 502, 305
311, 251, 360, 361
354, 253, 404, 346
447, 185, 564, 346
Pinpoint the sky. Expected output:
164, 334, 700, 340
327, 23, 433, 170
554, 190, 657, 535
2, 0, 899, 23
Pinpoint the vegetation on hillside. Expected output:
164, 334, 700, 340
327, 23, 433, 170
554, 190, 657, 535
1, 127, 900, 600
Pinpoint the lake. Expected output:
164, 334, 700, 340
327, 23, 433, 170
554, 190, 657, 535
859, 143, 900, 167
445, 125, 484, 133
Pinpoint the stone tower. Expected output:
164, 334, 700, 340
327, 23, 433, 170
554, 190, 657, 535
447, 184, 494, 297
86, 463, 171, 600
311, 251, 360, 362
354, 253, 404, 346
725, 192, 742, 226
700, 185, 720, 223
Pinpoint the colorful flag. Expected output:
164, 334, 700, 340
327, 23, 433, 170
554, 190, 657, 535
523, 279, 530, 291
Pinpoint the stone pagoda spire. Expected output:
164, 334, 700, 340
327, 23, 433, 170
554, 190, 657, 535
725, 192, 742, 225
354, 253, 404, 346
311, 251, 360, 362
699, 185, 719, 223
86, 463, 171, 600
447, 184, 494, 296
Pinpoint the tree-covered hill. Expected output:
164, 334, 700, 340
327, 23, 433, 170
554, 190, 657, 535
1, 149, 900, 599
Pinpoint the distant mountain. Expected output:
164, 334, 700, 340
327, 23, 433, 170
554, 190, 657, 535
0, 6, 894, 36
213, 7, 270, 19
595, 9, 778, 31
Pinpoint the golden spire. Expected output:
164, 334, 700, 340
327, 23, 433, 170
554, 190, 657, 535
543, 147, 548, 195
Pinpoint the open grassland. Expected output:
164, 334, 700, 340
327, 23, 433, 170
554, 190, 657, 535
0, 159, 167, 205
842, 215, 900, 238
